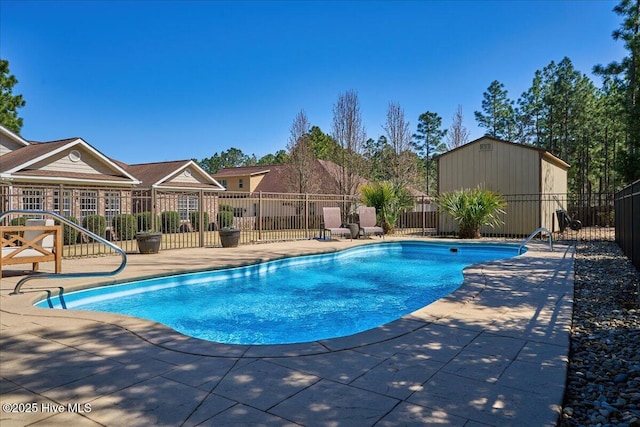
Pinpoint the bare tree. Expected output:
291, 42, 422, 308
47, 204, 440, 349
446, 105, 471, 150
285, 109, 318, 193
382, 101, 418, 188
332, 90, 366, 197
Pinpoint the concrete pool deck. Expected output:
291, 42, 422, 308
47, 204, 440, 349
1, 237, 574, 426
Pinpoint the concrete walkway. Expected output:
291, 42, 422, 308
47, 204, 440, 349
0, 238, 574, 426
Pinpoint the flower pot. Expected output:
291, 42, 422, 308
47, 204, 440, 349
135, 232, 162, 254
347, 223, 360, 239
219, 229, 240, 248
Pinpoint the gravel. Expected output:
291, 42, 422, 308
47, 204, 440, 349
559, 241, 640, 426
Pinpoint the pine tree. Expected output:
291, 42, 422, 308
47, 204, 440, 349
0, 59, 26, 133
474, 80, 517, 140
412, 111, 446, 194
594, 0, 640, 184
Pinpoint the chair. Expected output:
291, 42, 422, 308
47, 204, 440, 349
321, 207, 352, 240
357, 207, 384, 238
1, 219, 62, 273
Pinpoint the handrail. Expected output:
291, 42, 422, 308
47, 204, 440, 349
1, 210, 127, 295
519, 227, 553, 254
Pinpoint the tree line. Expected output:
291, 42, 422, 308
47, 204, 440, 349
1, 0, 638, 197
198, 0, 639, 196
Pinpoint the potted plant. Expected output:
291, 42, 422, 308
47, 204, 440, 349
217, 204, 240, 247
135, 230, 162, 254
219, 227, 241, 248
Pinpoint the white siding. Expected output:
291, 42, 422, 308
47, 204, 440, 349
31, 147, 117, 175
168, 169, 208, 185
0, 134, 25, 156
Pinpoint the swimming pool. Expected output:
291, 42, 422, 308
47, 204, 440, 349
37, 241, 522, 345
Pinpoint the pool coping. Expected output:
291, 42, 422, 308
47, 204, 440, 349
1, 237, 574, 426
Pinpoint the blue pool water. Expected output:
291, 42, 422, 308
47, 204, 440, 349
37, 241, 522, 345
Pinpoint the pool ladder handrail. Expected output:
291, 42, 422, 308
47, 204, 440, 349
518, 227, 553, 254
1, 210, 127, 295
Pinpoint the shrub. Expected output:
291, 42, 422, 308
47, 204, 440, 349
10, 217, 27, 226
189, 211, 210, 232
57, 215, 79, 245
7, 217, 27, 245
160, 211, 180, 233
360, 181, 414, 234
112, 214, 137, 240
135, 211, 155, 232
436, 187, 507, 239
217, 204, 234, 229
82, 215, 106, 239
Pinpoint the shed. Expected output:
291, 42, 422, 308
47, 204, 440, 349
436, 136, 570, 236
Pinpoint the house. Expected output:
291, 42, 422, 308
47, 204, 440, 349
1, 125, 140, 222
212, 165, 273, 193
435, 136, 570, 236
212, 159, 352, 195
1, 125, 224, 232
212, 160, 350, 229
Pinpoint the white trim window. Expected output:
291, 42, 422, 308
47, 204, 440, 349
53, 190, 72, 217
104, 192, 121, 225
80, 191, 98, 217
178, 194, 198, 221
22, 189, 43, 210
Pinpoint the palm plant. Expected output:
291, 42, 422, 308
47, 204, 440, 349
360, 181, 414, 234
437, 187, 507, 238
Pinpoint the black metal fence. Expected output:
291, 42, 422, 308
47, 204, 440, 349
615, 179, 640, 272
1, 184, 616, 258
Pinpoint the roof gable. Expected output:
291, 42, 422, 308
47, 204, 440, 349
0, 125, 30, 146
1, 138, 141, 185
0, 125, 31, 156
435, 136, 570, 169
126, 160, 225, 190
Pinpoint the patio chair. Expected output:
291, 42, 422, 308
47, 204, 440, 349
321, 207, 352, 240
553, 196, 582, 233
1, 219, 62, 273
357, 206, 384, 239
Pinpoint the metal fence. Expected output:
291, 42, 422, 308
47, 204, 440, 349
1, 185, 616, 259
615, 179, 640, 272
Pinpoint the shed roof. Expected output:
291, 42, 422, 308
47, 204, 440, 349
436, 136, 570, 170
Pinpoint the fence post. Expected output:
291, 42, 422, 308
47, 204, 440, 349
305, 193, 309, 239
199, 189, 204, 247
421, 195, 425, 236
258, 191, 263, 241
151, 188, 157, 233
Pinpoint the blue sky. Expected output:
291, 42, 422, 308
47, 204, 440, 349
0, 0, 626, 165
